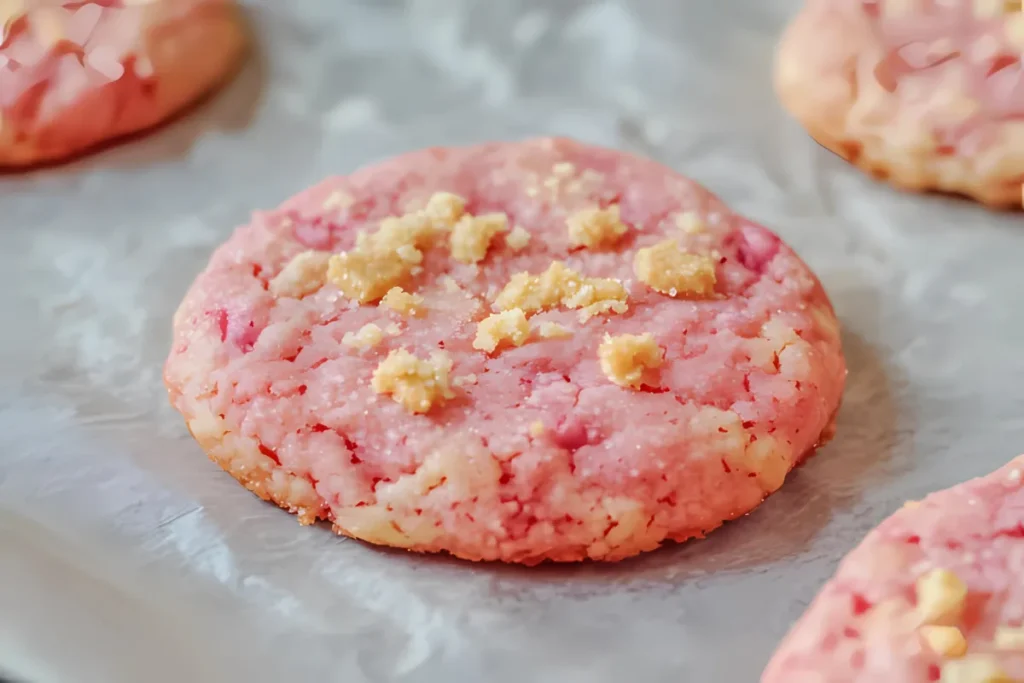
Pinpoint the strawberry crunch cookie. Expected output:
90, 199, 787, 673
763, 455, 1024, 682
776, 0, 1024, 207
164, 138, 847, 564
0, 0, 245, 167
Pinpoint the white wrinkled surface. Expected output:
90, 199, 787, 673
1, 1, 1023, 681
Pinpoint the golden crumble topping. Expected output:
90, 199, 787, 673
675, 211, 705, 234
567, 205, 628, 249
598, 333, 663, 389
537, 321, 572, 339
371, 349, 454, 414
450, 213, 508, 264
327, 192, 465, 303
505, 225, 532, 251
269, 251, 331, 298
940, 656, 1012, 683
920, 626, 967, 658
916, 569, 968, 625
342, 323, 384, 350
494, 261, 628, 319
380, 287, 425, 316
473, 309, 530, 353
995, 627, 1024, 650
633, 239, 717, 298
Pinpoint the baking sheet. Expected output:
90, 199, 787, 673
2, 0, 1023, 681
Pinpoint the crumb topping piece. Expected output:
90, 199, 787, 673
538, 321, 572, 339
920, 625, 968, 658
598, 333, 663, 389
973, 0, 1023, 19
380, 287, 425, 316
327, 192, 465, 303
634, 239, 717, 298
941, 656, 1013, 683
916, 569, 968, 625
342, 323, 384, 350
994, 627, 1024, 650
675, 211, 706, 234
422, 192, 465, 227
450, 212, 509, 264
495, 261, 628, 320
567, 205, 628, 249
371, 349, 454, 414
474, 309, 530, 353
505, 225, 532, 251
269, 251, 331, 298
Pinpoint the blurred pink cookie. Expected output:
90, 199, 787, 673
776, 0, 1024, 207
164, 138, 846, 564
764, 455, 1024, 682
0, 0, 245, 167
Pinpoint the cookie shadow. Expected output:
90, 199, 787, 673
0, 6, 267, 177
378, 323, 907, 589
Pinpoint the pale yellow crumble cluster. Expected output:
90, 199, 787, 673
675, 211, 706, 234
371, 349, 454, 414
633, 239, 717, 298
380, 287, 425, 316
327, 192, 466, 303
505, 225, 532, 251
494, 261, 628, 322
996, 627, 1024, 649
916, 568, 967, 625
909, 568, 1020, 681
965, 0, 1023, 20
473, 309, 530, 353
598, 333, 663, 389
342, 323, 384, 350
567, 205, 628, 249
450, 213, 508, 264
269, 251, 332, 298
537, 321, 572, 339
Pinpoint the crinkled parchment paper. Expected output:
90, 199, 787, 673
2, 1, 1023, 681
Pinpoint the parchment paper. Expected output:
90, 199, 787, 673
2, 1, 1023, 681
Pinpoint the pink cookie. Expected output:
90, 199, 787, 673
763, 455, 1024, 682
0, 0, 245, 167
776, 0, 1024, 208
164, 138, 846, 564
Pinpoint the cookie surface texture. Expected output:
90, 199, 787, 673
164, 138, 847, 564
763, 455, 1024, 682
0, 0, 245, 167
776, 0, 1024, 207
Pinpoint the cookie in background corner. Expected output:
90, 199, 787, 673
763, 455, 1024, 682
0, 0, 246, 168
775, 0, 1024, 209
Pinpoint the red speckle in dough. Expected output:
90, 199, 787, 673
851, 593, 872, 616
211, 308, 228, 342
553, 415, 589, 452
730, 223, 780, 273
258, 443, 281, 465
